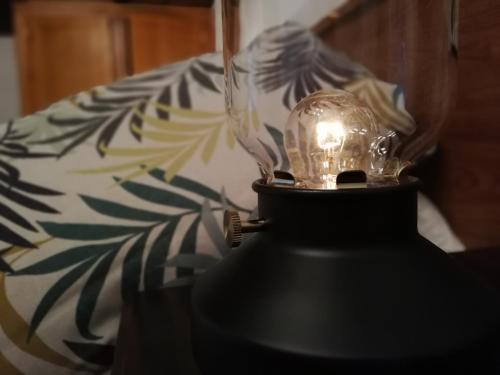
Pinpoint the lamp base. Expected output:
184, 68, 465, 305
191, 179, 500, 374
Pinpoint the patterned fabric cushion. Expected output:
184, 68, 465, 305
0, 27, 463, 373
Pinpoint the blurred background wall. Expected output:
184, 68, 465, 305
0, 1, 20, 123
0, 36, 20, 123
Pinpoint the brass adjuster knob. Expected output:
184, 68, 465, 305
224, 210, 243, 248
224, 210, 267, 248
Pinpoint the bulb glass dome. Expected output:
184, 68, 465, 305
222, 0, 457, 189
285, 90, 401, 189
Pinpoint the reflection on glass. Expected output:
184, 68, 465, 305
223, 0, 457, 188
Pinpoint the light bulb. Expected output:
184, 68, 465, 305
316, 120, 345, 150
284, 89, 401, 189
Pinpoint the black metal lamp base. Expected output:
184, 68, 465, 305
191, 179, 500, 374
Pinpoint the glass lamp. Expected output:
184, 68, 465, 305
192, 1, 500, 374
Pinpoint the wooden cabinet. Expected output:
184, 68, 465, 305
129, 8, 214, 74
14, 1, 214, 115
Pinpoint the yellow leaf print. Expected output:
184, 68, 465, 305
226, 127, 236, 149
152, 102, 224, 119
97, 144, 172, 157
164, 137, 203, 181
0, 243, 86, 372
118, 152, 178, 183
75, 151, 180, 175
202, 125, 221, 164
344, 78, 415, 135
251, 110, 261, 131
74, 102, 234, 182
0, 350, 23, 375
136, 112, 222, 133
130, 123, 202, 143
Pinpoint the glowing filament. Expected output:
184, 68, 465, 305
316, 120, 345, 151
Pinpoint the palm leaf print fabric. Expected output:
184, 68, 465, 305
0, 25, 463, 374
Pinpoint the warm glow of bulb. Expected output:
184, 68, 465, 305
316, 120, 345, 150
285, 90, 400, 189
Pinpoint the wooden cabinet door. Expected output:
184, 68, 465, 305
14, 2, 128, 115
130, 6, 214, 74
14, 1, 215, 116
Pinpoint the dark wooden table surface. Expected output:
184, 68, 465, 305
111, 248, 500, 375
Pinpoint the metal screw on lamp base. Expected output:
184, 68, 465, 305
223, 210, 267, 248
191, 178, 500, 374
